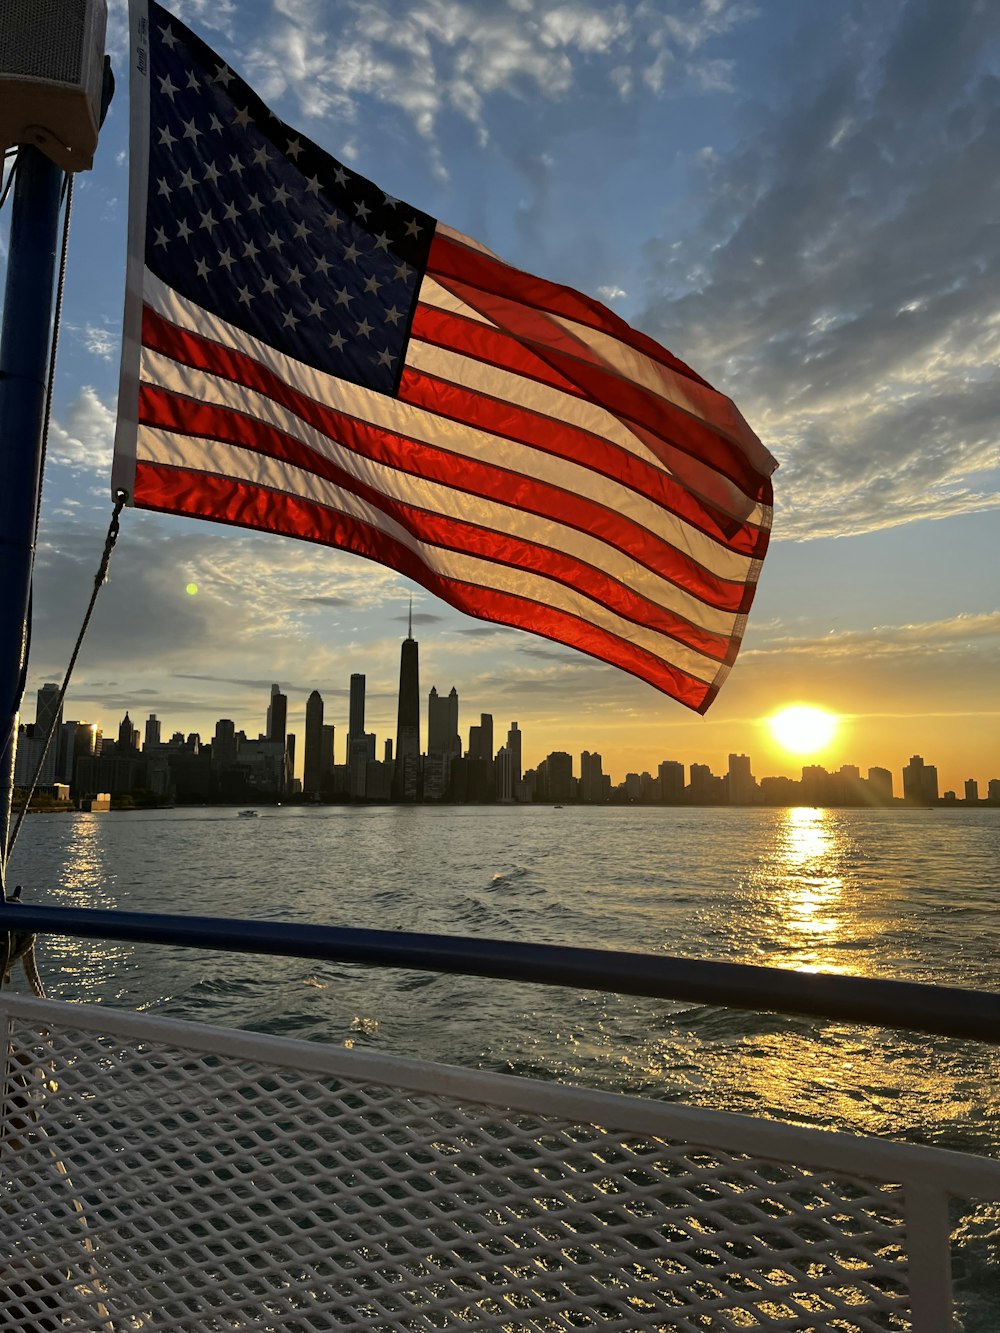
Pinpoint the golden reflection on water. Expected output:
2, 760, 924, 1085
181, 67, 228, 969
57, 816, 112, 907
775, 807, 845, 969
44, 815, 130, 996
724, 808, 966, 1137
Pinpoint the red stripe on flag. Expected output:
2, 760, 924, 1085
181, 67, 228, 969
411, 298, 766, 504
398, 364, 768, 563
429, 231, 713, 391
140, 307, 755, 611
132, 460, 719, 709
138, 382, 735, 659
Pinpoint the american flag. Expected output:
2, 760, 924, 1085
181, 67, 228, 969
114, 0, 777, 712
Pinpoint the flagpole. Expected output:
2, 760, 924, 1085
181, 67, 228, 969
0, 145, 65, 895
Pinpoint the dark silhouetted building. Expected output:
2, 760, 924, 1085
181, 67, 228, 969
303, 691, 325, 794
348, 673, 365, 761
903, 755, 938, 804
266, 684, 287, 745
658, 760, 685, 802
728, 753, 755, 804
393, 609, 421, 801
144, 714, 161, 750
580, 750, 604, 803
212, 719, 238, 771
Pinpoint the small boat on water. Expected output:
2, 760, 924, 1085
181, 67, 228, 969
237, 809, 258, 818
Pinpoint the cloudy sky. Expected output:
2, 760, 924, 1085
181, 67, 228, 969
6, 0, 999, 793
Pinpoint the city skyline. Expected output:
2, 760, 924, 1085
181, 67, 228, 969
19, 664, 997, 801
6, 1, 998, 800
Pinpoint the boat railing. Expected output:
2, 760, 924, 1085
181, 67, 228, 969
3, 907, 1000, 1331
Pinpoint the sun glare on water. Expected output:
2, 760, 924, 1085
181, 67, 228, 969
768, 705, 838, 755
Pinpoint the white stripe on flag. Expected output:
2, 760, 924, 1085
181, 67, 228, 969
140, 348, 740, 636
139, 427, 718, 684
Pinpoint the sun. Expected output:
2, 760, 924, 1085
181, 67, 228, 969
768, 705, 838, 755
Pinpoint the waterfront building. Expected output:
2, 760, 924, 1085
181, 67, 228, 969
902, 754, 939, 804
727, 753, 756, 805
236, 739, 287, 796
689, 763, 722, 803
658, 760, 685, 803
965, 779, 979, 803
349, 733, 376, 799
541, 751, 574, 804
867, 767, 893, 803
12, 726, 43, 788
579, 750, 604, 803
75, 752, 150, 800
58, 720, 100, 787
143, 714, 161, 750
31, 683, 63, 787
495, 745, 515, 802
426, 686, 461, 799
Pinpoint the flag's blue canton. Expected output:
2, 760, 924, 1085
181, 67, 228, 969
145, 3, 435, 396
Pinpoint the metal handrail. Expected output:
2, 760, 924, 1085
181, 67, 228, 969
4, 902, 1000, 1043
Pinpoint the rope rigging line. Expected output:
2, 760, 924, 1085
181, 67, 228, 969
5, 489, 128, 864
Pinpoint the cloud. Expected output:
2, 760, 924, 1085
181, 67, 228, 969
596, 284, 628, 302
298, 594, 353, 608
68, 322, 119, 361
639, 0, 1000, 540
236, 0, 754, 176
47, 387, 116, 472
744, 610, 1000, 662
391, 611, 448, 626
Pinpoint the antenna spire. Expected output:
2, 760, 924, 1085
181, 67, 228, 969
408, 595, 413, 639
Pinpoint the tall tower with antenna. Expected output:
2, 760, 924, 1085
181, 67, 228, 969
392, 598, 421, 801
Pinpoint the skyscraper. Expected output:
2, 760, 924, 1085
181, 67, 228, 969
467, 714, 493, 762
347, 673, 365, 761
727, 753, 755, 805
266, 683, 287, 745
212, 719, 238, 770
903, 754, 938, 804
393, 605, 421, 801
580, 750, 603, 802
34, 683, 63, 786
658, 760, 685, 803
505, 722, 522, 785
427, 686, 460, 758
144, 714, 161, 749
117, 711, 139, 753
303, 690, 326, 794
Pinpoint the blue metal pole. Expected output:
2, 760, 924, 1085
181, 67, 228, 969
0, 146, 65, 894
3, 902, 1000, 1043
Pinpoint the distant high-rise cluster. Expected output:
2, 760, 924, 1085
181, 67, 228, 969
13, 624, 999, 809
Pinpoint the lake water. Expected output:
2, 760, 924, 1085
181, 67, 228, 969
7, 804, 1000, 1324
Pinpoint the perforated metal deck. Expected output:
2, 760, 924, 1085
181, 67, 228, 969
3, 995, 998, 1330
